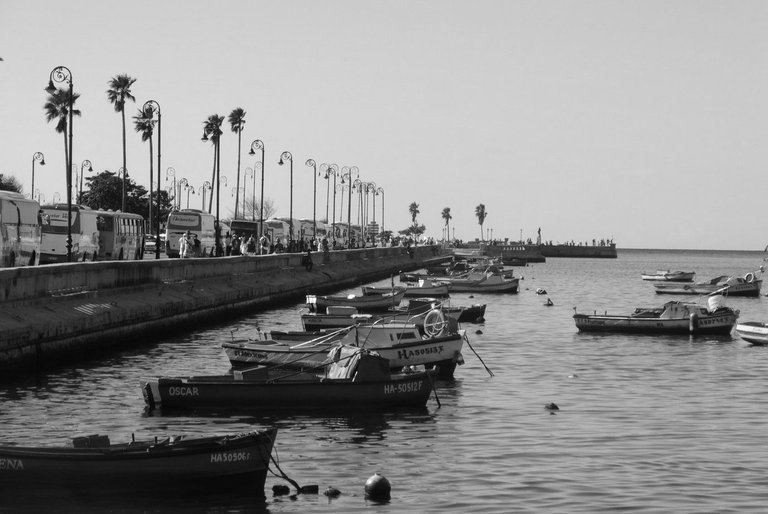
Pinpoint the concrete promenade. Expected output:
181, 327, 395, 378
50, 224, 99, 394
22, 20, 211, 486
0, 245, 449, 375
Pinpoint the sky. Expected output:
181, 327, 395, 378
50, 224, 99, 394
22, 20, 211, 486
2, 0, 767, 250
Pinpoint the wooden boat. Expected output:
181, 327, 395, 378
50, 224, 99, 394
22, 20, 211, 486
641, 270, 695, 282
435, 271, 519, 293
0, 429, 277, 493
654, 272, 762, 297
573, 296, 738, 335
362, 279, 450, 298
143, 347, 436, 411
223, 318, 466, 378
306, 288, 405, 313
734, 322, 768, 345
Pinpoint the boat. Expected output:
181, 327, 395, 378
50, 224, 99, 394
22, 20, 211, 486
734, 322, 768, 345
573, 296, 738, 335
362, 279, 450, 298
143, 347, 436, 411
641, 270, 696, 282
434, 271, 519, 293
306, 288, 406, 313
0, 429, 277, 493
653, 272, 762, 297
223, 317, 466, 378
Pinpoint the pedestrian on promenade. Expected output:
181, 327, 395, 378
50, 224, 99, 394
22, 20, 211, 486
231, 235, 241, 256
302, 249, 313, 271
246, 234, 257, 255
180, 230, 194, 258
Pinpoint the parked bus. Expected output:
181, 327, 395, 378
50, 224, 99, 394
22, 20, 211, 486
94, 210, 145, 260
229, 219, 264, 240
165, 209, 216, 258
299, 218, 327, 241
0, 191, 41, 267
40, 204, 99, 264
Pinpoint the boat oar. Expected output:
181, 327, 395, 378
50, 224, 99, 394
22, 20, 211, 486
464, 333, 494, 377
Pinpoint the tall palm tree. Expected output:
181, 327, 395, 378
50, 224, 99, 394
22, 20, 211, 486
43, 87, 81, 195
475, 204, 487, 241
408, 202, 420, 224
441, 207, 452, 242
202, 114, 224, 214
133, 106, 155, 233
106, 74, 137, 212
228, 107, 246, 219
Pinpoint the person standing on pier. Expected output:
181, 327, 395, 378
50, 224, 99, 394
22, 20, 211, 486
180, 231, 195, 258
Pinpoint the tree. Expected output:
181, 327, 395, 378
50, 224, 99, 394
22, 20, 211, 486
133, 106, 155, 230
243, 196, 276, 220
0, 174, 22, 193
228, 107, 246, 219
80, 170, 145, 213
43, 87, 81, 192
202, 114, 224, 213
106, 74, 137, 212
408, 202, 420, 224
475, 203, 487, 241
441, 207, 452, 241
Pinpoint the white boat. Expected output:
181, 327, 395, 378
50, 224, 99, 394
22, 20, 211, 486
435, 271, 519, 293
306, 289, 405, 313
641, 270, 695, 282
654, 273, 761, 297
734, 322, 768, 345
362, 279, 450, 298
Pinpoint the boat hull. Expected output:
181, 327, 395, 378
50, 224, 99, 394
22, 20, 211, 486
654, 279, 761, 297
307, 289, 406, 312
573, 311, 737, 335
734, 322, 768, 345
641, 271, 695, 282
0, 429, 276, 493
143, 372, 435, 411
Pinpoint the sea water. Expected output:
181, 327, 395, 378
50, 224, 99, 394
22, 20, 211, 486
2, 249, 768, 513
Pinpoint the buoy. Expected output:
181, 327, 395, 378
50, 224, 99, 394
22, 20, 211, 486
536, 288, 547, 295
364, 473, 391, 501
545, 402, 559, 411
475, 329, 483, 335
546, 299, 554, 306
324, 486, 341, 498
272, 484, 291, 496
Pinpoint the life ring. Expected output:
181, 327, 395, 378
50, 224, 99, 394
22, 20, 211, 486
745, 272, 755, 283
423, 309, 448, 338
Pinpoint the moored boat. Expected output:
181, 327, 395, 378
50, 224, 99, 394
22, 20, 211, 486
306, 288, 405, 313
362, 279, 450, 298
435, 271, 519, 293
641, 270, 695, 282
573, 296, 738, 335
734, 322, 768, 345
143, 347, 436, 412
653, 272, 762, 297
0, 429, 277, 494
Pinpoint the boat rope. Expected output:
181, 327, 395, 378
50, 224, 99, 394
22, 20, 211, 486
267, 441, 304, 494
426, 370, 441, 408
464, 333, 494, 377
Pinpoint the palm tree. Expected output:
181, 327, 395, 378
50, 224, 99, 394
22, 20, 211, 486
202, 114, 224, 214
133, 106, 155, 233
228, 108, 246, 219
43, 87, 81, 193
475, 204, 487, 241
441, 207, 452, 242
106, 74, 137, 212
408, 202, 420, 224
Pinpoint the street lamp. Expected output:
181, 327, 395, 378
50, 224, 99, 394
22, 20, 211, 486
200, 181, 212, 210
143, 99, 161, 259
166, 167, 176, 210
46, 66, 74, 261
278, 151, 293, 247
31, 152, 45, 202
323, 164, 339, 245
177, 177, 188, 210
78, 159, 92, 204
243, 167, 253, 221
305, 159, 317, 241
341, 166, 358, 248
376, 186, 384, 237
248, 140, 265, 235
185, 184, 195, 209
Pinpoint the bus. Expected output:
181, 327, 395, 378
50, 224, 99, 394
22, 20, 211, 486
229, 219, 264, 240
299, 218, 327, 242
40, 204, 99, 264
94, 210, 145, 260
165, 209, 216, 258
0, 191, 41, 267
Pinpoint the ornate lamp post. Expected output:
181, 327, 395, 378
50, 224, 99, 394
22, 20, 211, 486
185, 184, 195, 209
31, 152, 45, 202
143, 99, 162, 258
248, 140, 265, 234
200, 181, 212, 210
341, 166, 358, 248
243, 167, 253, 220
78, 159, 92, 204
177, 177, 188, 210
46, 66, 74, 261
376, 186, 384, 238
166, 167, 176, 210
278, 151, 294, 247
305, 159, 317, 241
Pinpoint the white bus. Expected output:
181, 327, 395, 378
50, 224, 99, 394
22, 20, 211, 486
165, 209, 216, 258
299, 218, 327, 241
0, 191, 41, 267
40, 204, 99, 264
95, 210, 145, 260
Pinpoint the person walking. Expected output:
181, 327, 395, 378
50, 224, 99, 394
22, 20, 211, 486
180, 230, 195, 258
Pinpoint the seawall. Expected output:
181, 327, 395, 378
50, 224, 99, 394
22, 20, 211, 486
0, 245, 448, 375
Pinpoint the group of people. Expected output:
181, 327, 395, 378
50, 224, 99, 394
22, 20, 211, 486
179, 230, 202, 258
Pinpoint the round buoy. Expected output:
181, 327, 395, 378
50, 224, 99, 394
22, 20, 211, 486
545, 402, 559, 411
364, 473, 391, 501
324, 486, 341, 498
272, 484, 290, 496
475, 329, 483, 335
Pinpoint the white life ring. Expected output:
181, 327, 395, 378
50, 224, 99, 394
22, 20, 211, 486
745, 272, 755, 283
423, 309, 448, 338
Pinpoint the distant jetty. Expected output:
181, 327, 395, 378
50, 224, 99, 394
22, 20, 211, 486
455, 241, 617, 264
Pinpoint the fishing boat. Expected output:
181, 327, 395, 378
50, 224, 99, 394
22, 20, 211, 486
223, 317, 466, 378
0, 429, 277, 493
653, 272, 762, 297
362, 279, 450, 298
306, 288, 406, 313
734, 322, 768, 345
573, 296, 738, 335
641, 270, 696, 282
435, 271, 519, 293
143, 347, 436, 411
